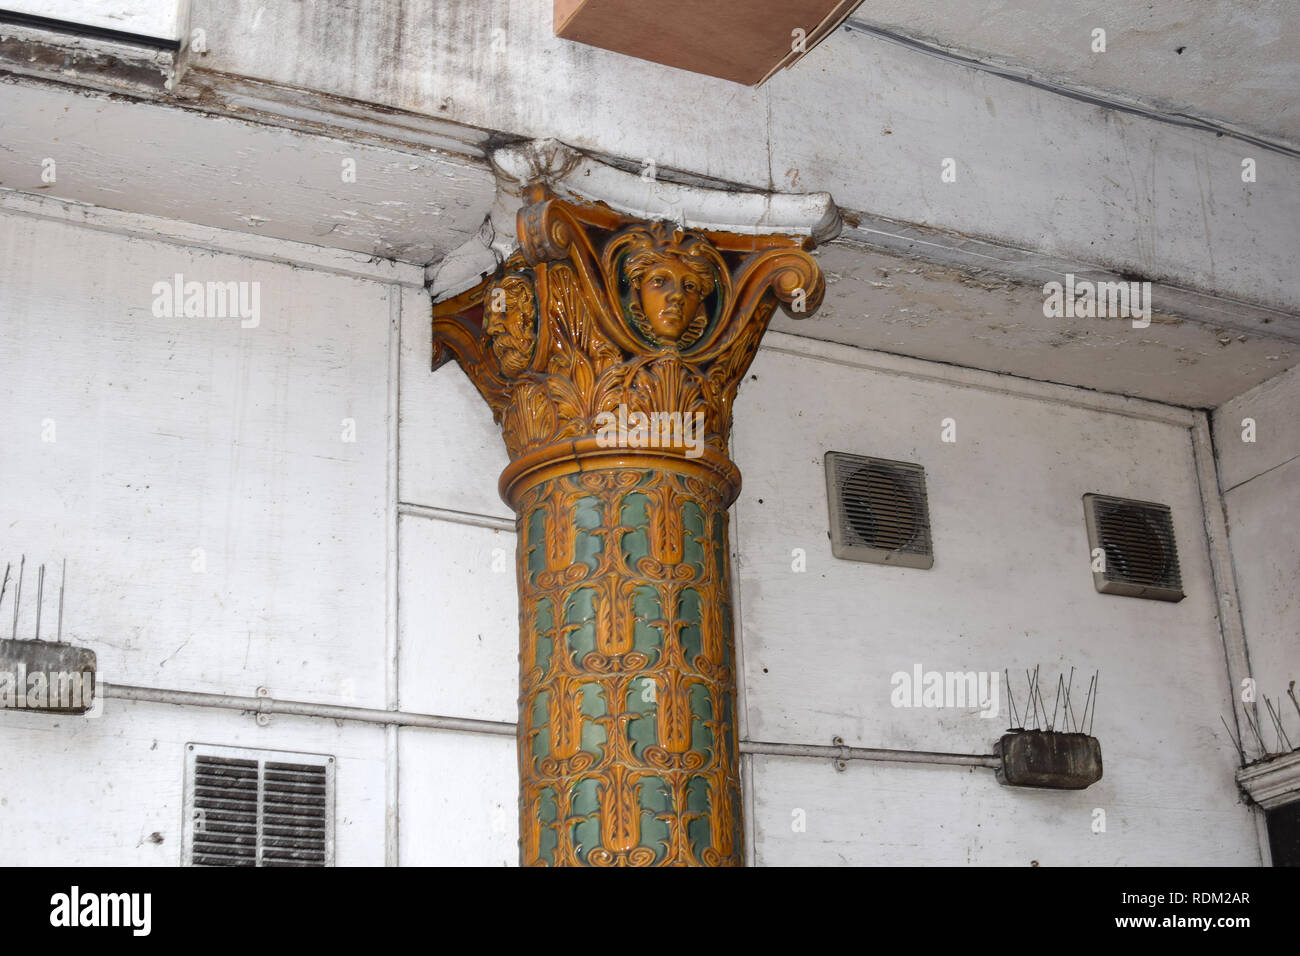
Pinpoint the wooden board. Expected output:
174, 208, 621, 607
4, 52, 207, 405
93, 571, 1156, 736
554, 0, 862, 86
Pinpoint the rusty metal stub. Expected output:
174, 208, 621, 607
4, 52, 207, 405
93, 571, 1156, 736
994, 730, 1103, 789
0, 639, 97, 715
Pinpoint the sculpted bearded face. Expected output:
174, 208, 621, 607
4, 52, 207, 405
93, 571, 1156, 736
485, 276, 535, 377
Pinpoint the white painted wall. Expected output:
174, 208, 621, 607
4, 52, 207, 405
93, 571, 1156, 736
1213, 366, 1300, 751
0, 703, 386, 866
0, 202, 1268, 865
731, 337, 1257, 864
0, 207, 399, 863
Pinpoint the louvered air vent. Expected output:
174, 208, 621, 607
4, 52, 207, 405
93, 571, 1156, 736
1082, 494, 1185, 602
825, 452, 934, 569
183, 744, 335, 867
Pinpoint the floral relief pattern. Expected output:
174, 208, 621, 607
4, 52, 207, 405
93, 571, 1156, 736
517, 468, 740, 865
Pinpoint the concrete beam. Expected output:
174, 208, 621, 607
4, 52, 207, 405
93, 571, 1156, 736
181, 0, 1300, 313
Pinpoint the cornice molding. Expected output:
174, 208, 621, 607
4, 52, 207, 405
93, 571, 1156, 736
1237, 750, 1300, 810
428, 138, 840, 301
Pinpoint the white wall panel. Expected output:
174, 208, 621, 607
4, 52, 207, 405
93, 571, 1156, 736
0, 699, 386, 866
751, 753, 1257, 866
398, 284, 512, 520
0, 212, 391, 707
0, 203, 1275, 866
730, 344, 1256, 863
398, 730, 517, 866
1222, 460, 1300, 706
1213, 366, 1300, 746
4, 1, 189, 40
397, 516, 518, 722
1213, 364, 1300, 493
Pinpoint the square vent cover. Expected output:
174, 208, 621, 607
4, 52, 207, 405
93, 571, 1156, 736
1082, 493, 1184, 602
825, 451, 934, 568
183, 743, 335, 867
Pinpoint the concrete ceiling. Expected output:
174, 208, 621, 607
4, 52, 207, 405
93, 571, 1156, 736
2, 10, 1297, 413
0, 74, 491, 263
777, 240, 1297, 408
2, 70, 1296, 410
844, 1, 1300, 151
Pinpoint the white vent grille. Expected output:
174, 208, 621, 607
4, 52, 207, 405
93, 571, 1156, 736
183, 744, 335, 867
825, 451, 934, 569
1082, 493, 1185, 602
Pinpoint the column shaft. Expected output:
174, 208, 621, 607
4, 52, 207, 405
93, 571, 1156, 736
515, 462, 741, 866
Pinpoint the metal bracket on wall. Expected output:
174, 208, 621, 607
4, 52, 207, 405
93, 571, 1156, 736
832, 736, 849, 772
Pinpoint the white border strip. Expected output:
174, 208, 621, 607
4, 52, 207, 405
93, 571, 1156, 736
384, 285, 402, 866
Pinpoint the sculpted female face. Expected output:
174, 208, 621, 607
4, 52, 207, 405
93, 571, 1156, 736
620, 226, 719, 349
636, 258, 705, 342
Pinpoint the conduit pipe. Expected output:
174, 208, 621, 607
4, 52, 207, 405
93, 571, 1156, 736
101, 682, 999, 769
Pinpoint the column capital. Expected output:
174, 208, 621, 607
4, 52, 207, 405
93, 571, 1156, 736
433, 190, 829, 509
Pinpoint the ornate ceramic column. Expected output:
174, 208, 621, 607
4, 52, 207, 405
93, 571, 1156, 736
431, 150, 831, 866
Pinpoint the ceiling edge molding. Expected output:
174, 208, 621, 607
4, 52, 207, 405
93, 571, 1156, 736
427, 138, 842, 301
1237, 750, 1300, 810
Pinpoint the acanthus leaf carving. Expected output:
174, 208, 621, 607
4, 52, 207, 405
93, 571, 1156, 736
433, 194, 826, 474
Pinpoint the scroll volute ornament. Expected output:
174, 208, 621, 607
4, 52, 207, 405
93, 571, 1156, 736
432, 192, 826, 502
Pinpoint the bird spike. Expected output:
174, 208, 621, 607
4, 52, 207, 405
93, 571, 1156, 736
1264, 696, 1293, 753
1242, 706, 1268, 755
1050, 674, 1065, 733
1220, 715, 1246, 765
34, 563, 45, 641
57, 558, 67, 644
1087, 670, 1099, 736
12, 555, 24, 641
1004, 668, 1021, 730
